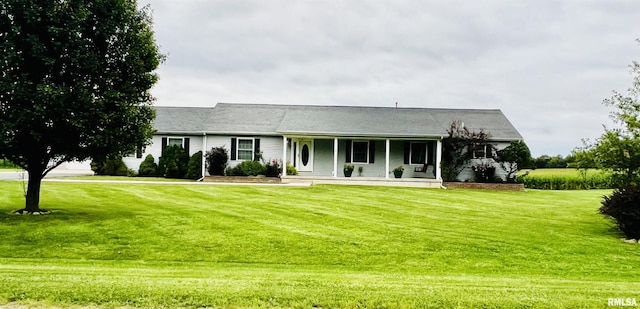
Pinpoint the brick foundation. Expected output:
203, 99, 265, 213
204, 176, 282, 183
443, 182, 524, 191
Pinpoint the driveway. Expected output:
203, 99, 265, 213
0, 168, 93, 180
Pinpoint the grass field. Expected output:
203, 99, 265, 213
519, 168, 601, 176
0, 181, 638, 308
518, 168, 613, 190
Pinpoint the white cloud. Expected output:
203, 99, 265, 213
142, 0, 640, 156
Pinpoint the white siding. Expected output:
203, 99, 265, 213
123, 135, 204, 171
457, 141, 511, 182
124, 133, 517, 181
123, 134, 285, 174
210, 136, 283, 168
60, 160, 91, 170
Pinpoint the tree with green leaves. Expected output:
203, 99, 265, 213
0, 0, 162, 213
496, 140, 532, 182
569, 142, 597, 184
582, 40, 640, 239
582, 42, 640, 188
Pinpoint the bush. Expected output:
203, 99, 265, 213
158, 145, 189, 178
264, 159, 281, 177
206, 146, 228, 176
472, 162, 498, 183
0, 159, 19, 168
226, 161, 266, 176
185, 151, 203, 180
138, 154, 158, 177
286, 164, 298, 176
600, 185, 640, 239
91, 155, 129, 176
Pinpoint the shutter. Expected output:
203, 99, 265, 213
136, 144, 142, 159
427, 141, 434, 164
403, 141, 410, 164
293, 142, 297, 167
486, 144, 494, 158
369, 140, 375, 163
184, 138, 190, 155
345, 139, 352, 163
230, 138, 237, 160
161, 137, 167, 157
254, 138, 261, 161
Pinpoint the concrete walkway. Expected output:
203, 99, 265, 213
0, 169, 312, 186
41, 178, 313, 187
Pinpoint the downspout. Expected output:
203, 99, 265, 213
197, 132, 207, 181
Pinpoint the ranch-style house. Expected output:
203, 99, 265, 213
121, 103, 523, 186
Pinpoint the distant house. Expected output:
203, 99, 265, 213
122, 103, 524, 184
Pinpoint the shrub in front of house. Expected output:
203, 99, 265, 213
600, 185, 640, 239
185, 151, 203, 180
0, 159, 19, 168
264, 159, 281, 177
226, 161, 266, 176
158, 145, 189, 178
286, 164, 298, 176
91, 155, 129, 176
472, 162, 499, 183
138, 154, 158, 176
205, 146, 228, 176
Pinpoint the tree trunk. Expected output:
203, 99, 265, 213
25, 167, 44, 212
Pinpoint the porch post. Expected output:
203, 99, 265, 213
333, 138, 338, 178
201, 133, 207, 179
282, 136, 287, 177
385, 139, 390, 179
436, 139, 443, 180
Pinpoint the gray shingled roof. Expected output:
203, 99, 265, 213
153, 103, 523, 141
153, 106, 214, 133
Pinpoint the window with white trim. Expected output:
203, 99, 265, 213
124, 144, 144, 158
351, 141, 369, 163
410, 142, 427, 165
472, 144, 493, 159
237, 138, 254, 161
168, 137, 184, 148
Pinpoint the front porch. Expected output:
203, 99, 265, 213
281, 136, 443, 181
281, 175, 443, 188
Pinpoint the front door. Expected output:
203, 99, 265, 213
297, 140, 314, 172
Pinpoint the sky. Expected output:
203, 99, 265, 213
140, 0, 640, 157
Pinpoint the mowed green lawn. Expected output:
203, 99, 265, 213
0, 181, 638, 308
